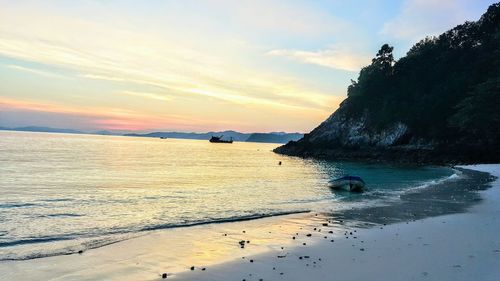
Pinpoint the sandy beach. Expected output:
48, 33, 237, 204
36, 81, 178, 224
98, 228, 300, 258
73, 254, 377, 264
1, 164, 499, 281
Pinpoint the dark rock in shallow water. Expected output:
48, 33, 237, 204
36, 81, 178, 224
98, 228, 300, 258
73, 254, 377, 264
162, 273, 167, 279
190, 266, 195, 270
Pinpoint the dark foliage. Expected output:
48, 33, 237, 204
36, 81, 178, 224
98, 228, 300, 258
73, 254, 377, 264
342, 3, 500, 145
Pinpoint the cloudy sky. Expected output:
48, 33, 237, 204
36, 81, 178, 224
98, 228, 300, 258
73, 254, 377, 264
0, 0, 495, 133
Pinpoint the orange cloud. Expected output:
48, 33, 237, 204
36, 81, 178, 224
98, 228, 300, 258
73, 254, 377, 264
0, 97, 213, 131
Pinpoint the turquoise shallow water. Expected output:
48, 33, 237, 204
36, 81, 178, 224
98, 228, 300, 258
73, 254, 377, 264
0, 131, 454, 260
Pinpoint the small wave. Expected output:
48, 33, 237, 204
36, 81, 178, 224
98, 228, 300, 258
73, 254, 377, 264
0, 202, 37, 208
0, 236, 73, 247
40, 198, 74, 202
0, 235, 135, 261
140, 210, 310, 232
38, 213, 83, 218
404, 170, 463, 193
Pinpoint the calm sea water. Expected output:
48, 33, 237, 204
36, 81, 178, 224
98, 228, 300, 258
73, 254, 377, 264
0, 131, 454, 260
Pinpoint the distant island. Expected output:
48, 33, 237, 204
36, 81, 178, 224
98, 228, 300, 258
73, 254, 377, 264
0, 126, 302, 144
125, 131, 303, 143
0, 126, 88, 135
246, 132, 304, 144
275, 3, 500, 164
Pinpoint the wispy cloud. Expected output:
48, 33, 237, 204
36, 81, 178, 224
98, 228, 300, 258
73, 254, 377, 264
6, 64, 68, 79
268, 46, 371, 72
213, 0, 350, 38
120, 90, 173, 102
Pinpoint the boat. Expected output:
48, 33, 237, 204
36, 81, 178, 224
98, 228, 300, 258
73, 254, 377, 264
329, 176, 365, 192
160, 137, 167, 139
209, 135, 233, 143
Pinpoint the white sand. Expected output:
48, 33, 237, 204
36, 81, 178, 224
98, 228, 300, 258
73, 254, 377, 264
1, 164, 499, 281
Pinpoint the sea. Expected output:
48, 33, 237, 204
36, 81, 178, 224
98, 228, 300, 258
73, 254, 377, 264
0, 130, 457, 261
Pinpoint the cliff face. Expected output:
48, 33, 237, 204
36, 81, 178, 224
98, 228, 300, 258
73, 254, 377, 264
307, 109, 409, 147
275, 3, 500, 164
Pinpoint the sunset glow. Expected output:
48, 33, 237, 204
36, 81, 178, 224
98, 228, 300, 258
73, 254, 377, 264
0, 0, 494, 133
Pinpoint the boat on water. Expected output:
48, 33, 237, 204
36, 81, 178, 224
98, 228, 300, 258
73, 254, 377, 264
160, 137, 167, 139
209, 135, 233, 143
330, 175, 365, 192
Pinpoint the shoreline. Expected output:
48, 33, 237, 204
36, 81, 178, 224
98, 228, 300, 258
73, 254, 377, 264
1, 165, 499, 280
177, 164, 500, 281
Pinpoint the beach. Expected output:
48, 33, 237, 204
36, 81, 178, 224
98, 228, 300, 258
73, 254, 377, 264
0, 164, 498, 281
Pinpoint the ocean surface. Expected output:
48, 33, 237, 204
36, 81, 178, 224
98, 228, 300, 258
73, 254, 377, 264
0, 131, 455, 260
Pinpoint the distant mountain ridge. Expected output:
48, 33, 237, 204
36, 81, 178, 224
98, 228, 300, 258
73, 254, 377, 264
0, 126, 302, 144
275, 3, 500, 164
124, 130, 250, 141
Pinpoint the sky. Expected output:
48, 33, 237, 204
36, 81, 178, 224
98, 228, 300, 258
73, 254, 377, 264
0, 0, 496, 133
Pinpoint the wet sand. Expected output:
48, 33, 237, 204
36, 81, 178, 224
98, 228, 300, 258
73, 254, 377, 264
1, 165, 499, 280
